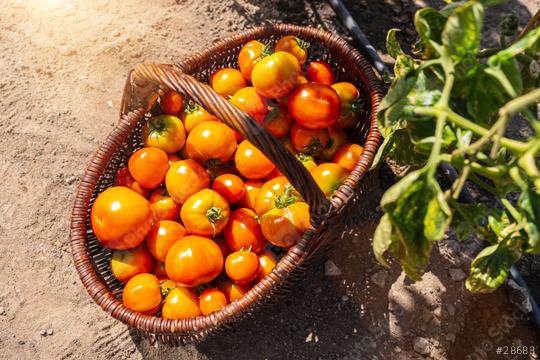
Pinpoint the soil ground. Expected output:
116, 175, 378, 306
0, 0, 538, 359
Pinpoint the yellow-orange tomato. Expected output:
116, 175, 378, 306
275, 35, 309, 65
186, 121, 237, 164
114, 167, 150, 197
153, 261, 168, 279
122, 273, 161, 315
160, 90, 184, 115
142, 115, 186, 154
257, 250, 278, 281
230, 87, 269, 124
181, 101, 221, 133
332, 143, 364, 172
252, 52, 301, 99
290, 123, 330, 157
235, 140, 275, 180
224, 208, 266, 253
128, 147, 170, 189
218, 280, 251, 302
263, 105, 293, 138
210, 68, 247, 98
261, 202, 311, 248
211, 174, 245, 204
254, 176, 299, 217
319, 127, 348, 161
111, 244, 154, 283
167, 153, 181, 165
181, 189, 230, 237
91, 186, 153, 250
165, 235, 224, 286
145, 220, 187, 262
238, 40, 266, 82
297, 75, 308, 84
160, 278, 176, 292
331, 82, 362, 129
165, 159, 210, 204
199, 288, 228, 315
225, 250, 260, 284
296, 153, 317, 171
239, 180, 264, 211
310, 163, 349, 198
162, 287, 202, 319
306, 60, 335, 85
148, 187, 181, 222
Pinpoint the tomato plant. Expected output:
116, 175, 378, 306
225, 249, 260, 284
211, 68, 247, 98
306, 60, 335, 85
142, 115, 186, 154
180, 189, 230, 237
235, 140, 275, 180
224, 208, 266, 253
111, 244, 154, 283
165, 159, 210, 204
251, 51, 301, 99
128, 147, 170, 189
288, 83, 341, 129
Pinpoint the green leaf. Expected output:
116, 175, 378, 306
442, 2, 484, 60
450, 201, 487, 240
466, 242, 515, 293
392, 129, 430, 166
386, 29, 404, 59
370, 130, 395, 169
518, 188, 540, 253
488, 26, 540, 66
465, 68, 507, 125
394, 54, 416, 78
379, 72, 418, 111
414, 8, 448, 58
373, 214, 394, 267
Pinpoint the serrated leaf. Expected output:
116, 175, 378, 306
414, 8, 448, 58
386, 29, 404, 59
466, 242, 515, 293
442, 2, 484, 60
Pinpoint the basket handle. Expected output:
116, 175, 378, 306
132, 63, 332, 222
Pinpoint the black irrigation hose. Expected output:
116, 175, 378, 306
327, 0, 540, 335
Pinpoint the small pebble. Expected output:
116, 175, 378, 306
324, 260, 342, 276
0, 306, 5, 315
449, 268, 466, 281
107, 100, 113, 108
305, 332, 314, 342
394, 346, 401, 353
59, 45, 76, 56
342, 295, 349, 302
371, 270, 388, 288
39, 330, 47, 336
447, 304, 455, 316
413, 337, 431, 355
47, 328, 54, 336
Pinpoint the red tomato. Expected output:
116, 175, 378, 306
331, 82, 362, 129
260, 202, 311, 248
114, 167, 150, 197
199, 288, 228, 315
148, 187, 181, 222
153, 261, 168, 279
142, 115, 186, 154
274, 35, 309, 65
180, 189, 230, 237
122, 273, 161, 315
239, 180, 264, 211
218, 280, 251, 302
235, 140, 275, 180
288, 83, 341, 129
186, 121, 237, 164
145, 220, 187, 262
251, 52, 301, 99
91, 186, 153, 250
210, 68, 247, 98
332, 143, 364, 172
165, 159, 210, 204
181, 101, 221, 133
212, 174, 245, 204
230, 87, 269, 124
319, 127, 348, 161
111, 244, 154, 283
291, 123, 330, 156
160, 91, 184, 115
310, 163, 349, 198
128, 147, 170, 189
225, 250, 260, 284
257, 250, 278, 281
224, 208, 266, 253
306, 60, 335, 85
238, 40, 266, 82
162, 287, 201, 319
265, 167, 284, 181
263, 105, 293, 138
167, 153, 181, 165
165, 235, 224, 286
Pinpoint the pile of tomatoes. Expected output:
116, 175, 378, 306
90, 35, 365, 319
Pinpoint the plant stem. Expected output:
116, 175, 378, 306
451, 163, 471, 200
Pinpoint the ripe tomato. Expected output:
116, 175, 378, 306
225, 250, 260, 284
332, 143, 364, 172
306, 60, 335, 85
261, 201, 311, 248
263, 105, 292, 138
160, 90, 184, 115
153, 261, 168, 279
297, 75, 308, 85
257, 250, 278, 281
181, 101, 221, 133
281, 136, 298, 155
122, 273, 161, 315
331, 82, 361, 129
235, 140, 275, 180
199, 288, 228, 315
128, 147, 170, 189
238, 40, 266, 82
111, 244, 154, 283
211, 68, 247, 98
142, 115, 186, 154
215, 238, 231, 259
310, 163, 349, 198
288, 83, 341, 129
296, 153, 317, 171
145, 220, 187, 262
265, 167, 284, 181
186, 121, 237, 164
91, 186, 153, 250
239, 180, 264, 211
290, 123, 329, 156
230, 87, 269, 124
165, 235, 224, 286
162, 287, 201, 319
160, 279, 176, 293
165, 159, 210, 204
254, 176, 300, 217
224, 208, 266, 253
212, 174, 245, 204
218, 280, 251, 302
148, 187, 181, 222
180, 189, 230, 237
167, 153, 181, 165
275, 35, 309, 65
319, 127, 348, 161
114, 167, 149, 197
251, 52, 301, 99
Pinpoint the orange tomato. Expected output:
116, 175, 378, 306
296, 153, 317, 171
180, 189, 230, 237
167, 153, 181, 165
165, 235, 224, 286
306, 60, 335, 85
261, 201, 311, 248
128, 147, 170, 189
186, 121, 237, 164
218, 280, 251, 302
160, 90, 184, 115
181, 101, 221, 133
290, 123, 330, 157
288, 83, 341, 129
145, 220, 187, 262
252, 52, 301, 99
238, 40, 266, 82
297, 75, 308, 84
319, 127, 348, 161
257, 250, 278, 281
162, 287, 202, 319
332, 143, 364, 171
263, 105, 293, 138
165, 159, 210, 204
153, 261, 168, 279
211, 174, 245, 204
91, 186, 153, 250
210, 68, 247, 98
111, 244, 154, 283
310, 163, 349, 198
239, 180, 264, 211
275, 35, 309, 65
160, 278, 176, 293
148, 187, 181, 222
265, 167, 284, 181
254, 176, 299, 217
225, 250, 260, 284
331, 82, 361, 129
224, 208, 266, 253
199, 288, 228, 315
142, 115, 186, 154
122, 273, 161, 315
114, 167, 150, 197
230, 87, 269, 124
235, 140, 275, 180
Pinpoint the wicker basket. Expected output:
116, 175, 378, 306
70, 23, 383, 345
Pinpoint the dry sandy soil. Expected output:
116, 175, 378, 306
0, 0, 539, 359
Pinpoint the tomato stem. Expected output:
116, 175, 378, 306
274, 185, 296, 209
184, 100, 199, 114
294, 36, 310, 50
